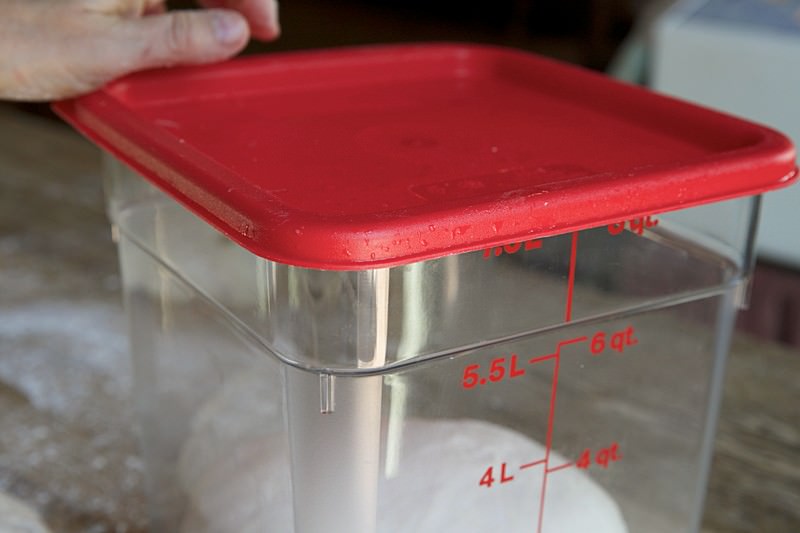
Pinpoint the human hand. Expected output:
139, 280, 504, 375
0, 0, 280, 101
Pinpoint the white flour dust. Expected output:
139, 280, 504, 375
0, 301, 129, 419
0, 490, 52, 533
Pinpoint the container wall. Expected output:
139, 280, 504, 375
119, 247, 735, 532
117, 234, 292, 532
107, 156, 748, 532
371, 293, 734, 533
106, 156, 758, 371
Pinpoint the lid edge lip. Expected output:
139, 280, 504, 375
54, 90, 289, 222
245, 164, 800, 271
240, 205, 754, 271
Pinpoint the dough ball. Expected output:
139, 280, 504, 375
179, 416, 628, 533
180, 434, 292, 533
177, 369, 284, 492
378, 418, 627, 533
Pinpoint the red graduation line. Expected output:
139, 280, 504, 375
537, 352, 561, 533
546, 462, 574, 474
520, 459, 547, 470
528, 353, 557, 365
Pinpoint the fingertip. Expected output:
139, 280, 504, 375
250, 24, 280, 42
129, 9, 250, 72
251, 0, 280, 41
210, 9, 249, 46
213, 0, 279, 41
250, 25, 280, 42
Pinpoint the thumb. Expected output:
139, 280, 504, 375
125, 9, 249, 70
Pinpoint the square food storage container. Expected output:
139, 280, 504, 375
55, 44, 797, 533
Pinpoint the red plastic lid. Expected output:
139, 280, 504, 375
54, 43, 797, 270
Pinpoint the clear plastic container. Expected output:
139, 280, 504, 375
56, 44, 797, 533
106, 156, 753, 533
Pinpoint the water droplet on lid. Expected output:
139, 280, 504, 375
428, 225, 436, 232
452, 225, 469, 237
420, 239, 428, 246
370, 252, 376, 260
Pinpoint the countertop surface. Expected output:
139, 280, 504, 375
0, 104, 798, 532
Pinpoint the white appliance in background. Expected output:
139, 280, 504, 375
651, 0, 800, 268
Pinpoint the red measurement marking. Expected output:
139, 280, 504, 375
519, 459, 546, 470
556, 336, 588, 350
564, 231, 579, 322
532, 333, 589, 532
462, 354, 526, 390
528, 336, 587, 365
576, 442, 622, 470
544, 354, 561, 466
525, 239, 543, 251
509, 358, 526, 378
482, 239, 542, 259
478, 463, 514, 488
479, 467, 494, 488
528, 353, 556, 365
537, 349, 561, 533
608, 215, 659, 236
500, 463, 514, 483
590, 326, 638, 356
546, 462, 573, 474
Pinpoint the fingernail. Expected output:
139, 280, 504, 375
211, 11, 246, 45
